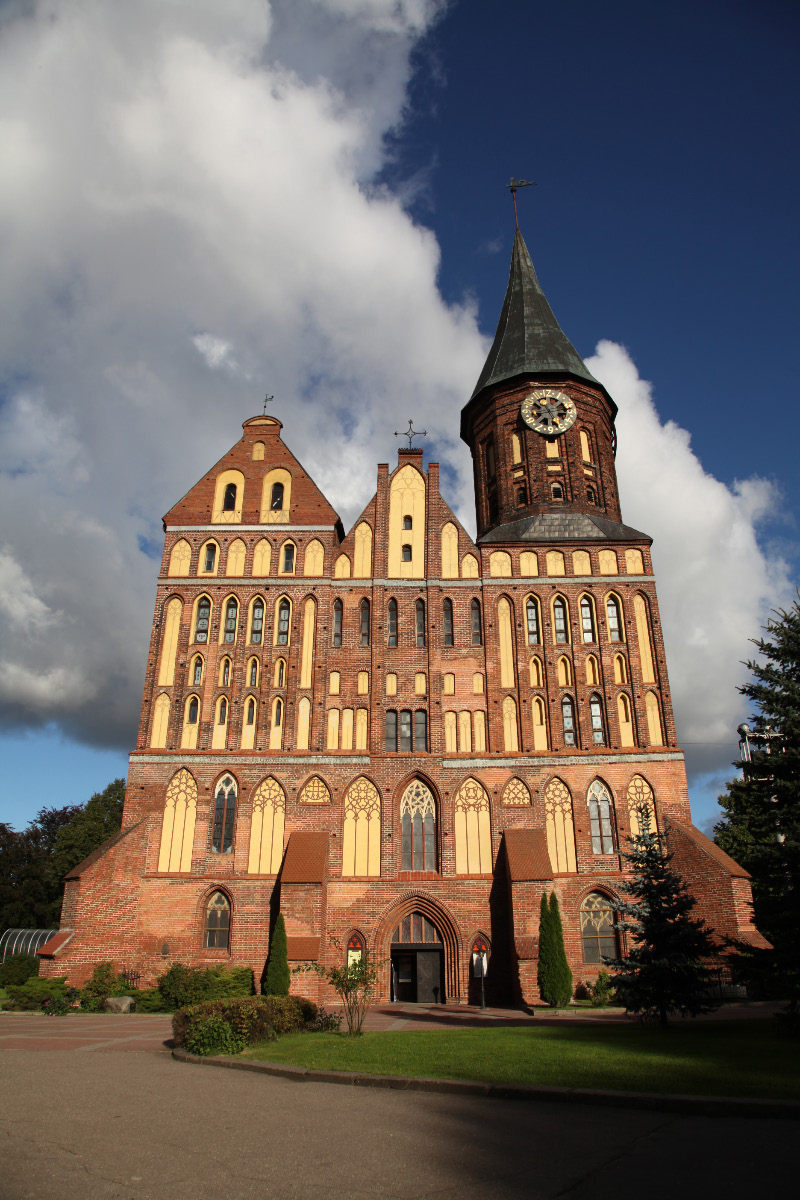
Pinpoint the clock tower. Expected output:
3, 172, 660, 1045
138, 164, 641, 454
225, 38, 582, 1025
461, 229, 631, 538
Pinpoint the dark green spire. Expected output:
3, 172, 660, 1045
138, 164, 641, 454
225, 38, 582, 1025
469, 229, 601, 401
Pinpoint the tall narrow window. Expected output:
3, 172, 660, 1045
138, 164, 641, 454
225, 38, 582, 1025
249, 658, 258, 687
485, 437, 496, 480
187, 696, 199, 724
245, 697, 255, 725
385, 710, 398, 752
402, 544, 412, 562
204, 892, 230, 949
399, 710, 412, 752
212, 775, 236, 854
274, 658, 286, 687
277, 599, 290, 645
403, 515, 412, 530
401, 781, 436, 871
220, 657, 231, 686
192, 656, 203, 685
223, 483, 237, 511
223, 598, 238, 644
270, 482, 284, 510
607, 596, 623, 642
471, 598, 482, 646
414, 710, 428, 751
588, 781, 616, 853
553, 598, 568, 643
332, 598, 343, 646
580, 597, 596, 643
526, 596, 540, 645
359, 599, 370, 647
442, 599, 454, 646
387, 598, 398, 646
194, 596, 211, 643
218, 697, 228, 725
589, 694, 606, 745
415, 599, 426, 647
581, 893, 618, 963
562, 696, 576, 746
204, 544, 217, 573
250, 599, 264, 644
282, 543, 295, 573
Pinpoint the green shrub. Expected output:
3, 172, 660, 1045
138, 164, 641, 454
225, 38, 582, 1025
129, 987, 165, 1012
0, 953, 40, 987
156, 963, 254, 1010
590, 971, 616, 1007
172, 993, 319, 1053
80, 962, 123, 1011
6, 976, 77, 1012
263, 914, 290, 996
537, 891, 573, 1007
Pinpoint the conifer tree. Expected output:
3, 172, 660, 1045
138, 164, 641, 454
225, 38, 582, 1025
610, 815, 719, 1027
537, 891, 572, 1007
714, 600, 800, 1006
263, 913, 290, 996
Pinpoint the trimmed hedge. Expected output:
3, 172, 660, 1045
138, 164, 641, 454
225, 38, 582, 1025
172, 994, 319, 1056
6, 976, 77, 1013
157, 963, 255, 1010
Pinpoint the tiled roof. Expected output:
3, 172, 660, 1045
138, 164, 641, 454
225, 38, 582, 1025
480, 511, 651, 545
668, 819, 751, 879
286, 936, 321, 961
36, 930, 74, 958
281, 832, 329, 884
504, 828, 553, 882
515, 935, 539, 960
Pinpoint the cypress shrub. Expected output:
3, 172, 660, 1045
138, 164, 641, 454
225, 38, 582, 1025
549, 891, 574, 1006
263, 914, 290, 996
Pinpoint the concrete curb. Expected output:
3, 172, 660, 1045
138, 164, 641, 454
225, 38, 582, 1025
171, 1048, 800, 1119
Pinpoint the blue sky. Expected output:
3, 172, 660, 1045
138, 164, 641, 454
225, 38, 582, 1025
1, 0, 797, 836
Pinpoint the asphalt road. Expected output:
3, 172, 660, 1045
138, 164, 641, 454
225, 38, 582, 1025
1, 1047, 794, 1200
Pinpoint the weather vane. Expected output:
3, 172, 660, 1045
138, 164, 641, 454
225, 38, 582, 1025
506, 177, 536, 230
262, 393, 274, 416
394, 419, 427, 450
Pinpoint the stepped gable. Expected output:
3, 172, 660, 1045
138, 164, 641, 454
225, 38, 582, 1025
479, 511, 652, 545
163, 415, 342, 530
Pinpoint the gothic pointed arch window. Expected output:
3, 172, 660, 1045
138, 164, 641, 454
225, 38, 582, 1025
247, 777, 286, 874
280, 541, 296, 575
400, 780, 436, 871
415, 599, 426, 647
222, 597, 238, 644
219, 656, 231, 687
544, 777, 577, 873
606, 595, 624, 642
193, 595, 211, 643
580, 596, 597, 643
241, 697, 257, 749
181, 695, 200, 749
342, 777, 381, 877
588, 780, 616, 854
275, 597, 291, 645
274, 657, 286, 688
387, 598, 398, 646
580, 892, 618, 963
192, 655, 204, 685
299, 776, 331, 805
442, 598, 454, 646
526, 595, 541, 644
471, 598, 482, 645
249, 597, 264, 644
204, 891, 231, 949
270, 697, 284, 749
150, 693, 170, 748
212, 775, 237, 854
248, 657, 259, 687
502, 778, 531, 807
454, 778, 492, 875
553, 596, 569, 644
270, 481, 284, 511
360, 598, 371, 646
347, 932, 365, 966
561, 695, 576, 746
157, 769, 198, 873
589, 694, 606, 745
332, 598, 343, 646
627, 774, 655, 836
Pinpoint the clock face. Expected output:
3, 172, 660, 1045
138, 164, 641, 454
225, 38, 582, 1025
520, 388, 577, 436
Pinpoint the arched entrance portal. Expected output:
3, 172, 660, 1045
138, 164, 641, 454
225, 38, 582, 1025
390, 911, 445, 1004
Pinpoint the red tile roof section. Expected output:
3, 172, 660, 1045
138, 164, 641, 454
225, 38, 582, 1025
37, 931, 74, 958
281, 832, 329, 884
514, 935, 539, 960
504, 828, 553, 882
286, 937, 321, 961
668, 819, 750, 878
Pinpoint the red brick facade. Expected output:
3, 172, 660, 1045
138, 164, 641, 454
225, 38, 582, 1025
42, 249, 767, 1003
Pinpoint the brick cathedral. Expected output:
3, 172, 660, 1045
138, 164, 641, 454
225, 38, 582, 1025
40, 229, 766, 1004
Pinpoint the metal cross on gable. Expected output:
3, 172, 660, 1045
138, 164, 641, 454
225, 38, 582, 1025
262, 393, 274, 416
394, 419, 427, 450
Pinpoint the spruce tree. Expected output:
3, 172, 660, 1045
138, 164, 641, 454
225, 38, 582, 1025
714, 600, 800, 1006
263, 913, 290, 996
610, 816, 719, 1027
537, 890, 572, 1007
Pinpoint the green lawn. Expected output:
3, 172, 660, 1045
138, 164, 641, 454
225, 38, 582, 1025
241, 1021, 800, 1100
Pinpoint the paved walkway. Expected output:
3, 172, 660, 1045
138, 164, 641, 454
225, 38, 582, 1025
0, 1001, 780, 1050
